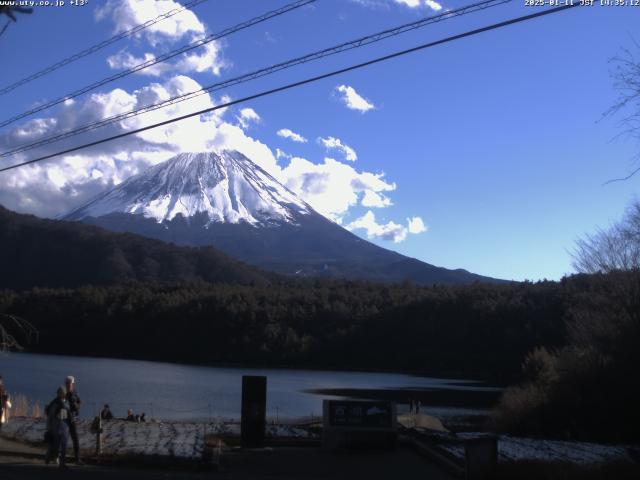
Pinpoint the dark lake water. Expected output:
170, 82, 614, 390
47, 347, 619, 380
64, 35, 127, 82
0, 352, 494, 421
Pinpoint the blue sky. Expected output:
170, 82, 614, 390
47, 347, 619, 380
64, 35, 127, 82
0, 0, 638, 281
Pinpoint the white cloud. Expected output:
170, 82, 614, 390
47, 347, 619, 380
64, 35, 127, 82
175, 41, 225, 76
203, 125, 397, 225
335, 85, 375, 113
346, 211, 407, 243
350, 0, 392, 9
394, 0, 443, 10
0, 72, 418, 234
277, 128, 307, 143
0, 0, 424, 237
106, 40, 224, 77
99, 0, 224, 77
278, 157, 395, 221
236, 107, 261, 129
362, 190, 392, 208
209, 122, 278, 174
0, 17, 415, 241
408, 216, 427, 234
212, 93, 233, 118
275, 148, 292, 161
0, 75, 228, 217
106, 51, 170, 77
424, 0, 443, 10
347, 211, 427, 243
318, 136, 357, 162
95, 0, 205, 44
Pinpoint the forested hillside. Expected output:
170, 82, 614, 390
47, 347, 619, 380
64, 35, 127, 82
1, 277, 570, 381
0, 205, 269, 289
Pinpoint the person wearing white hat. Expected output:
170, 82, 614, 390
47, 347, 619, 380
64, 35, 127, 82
64, 375, 82, 464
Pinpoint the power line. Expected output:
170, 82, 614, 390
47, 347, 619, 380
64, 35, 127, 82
1, 0, 511, 159
0, 0, 316, 128
0, 4, 580, 174
1, 0, 508, 158
0, 0, 210, 96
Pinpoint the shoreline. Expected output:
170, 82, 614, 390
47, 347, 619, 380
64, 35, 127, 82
13, 350, 509, 386
305, 387, 502, 409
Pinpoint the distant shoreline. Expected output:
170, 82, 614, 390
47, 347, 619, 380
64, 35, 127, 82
15, 349, 507, 387
305, 387, 502, 409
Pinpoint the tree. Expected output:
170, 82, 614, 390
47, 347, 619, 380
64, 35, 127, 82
0, 5, 32, 38
604, 44, 640, 183
572, 199, 640, 273
0, 314, 37, 352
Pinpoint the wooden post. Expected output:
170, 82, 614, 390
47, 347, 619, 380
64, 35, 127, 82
95, 415, 102, 456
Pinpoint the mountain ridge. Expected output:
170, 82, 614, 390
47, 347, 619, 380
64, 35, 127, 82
0, 205, 270, 290
64, 150, 504, 285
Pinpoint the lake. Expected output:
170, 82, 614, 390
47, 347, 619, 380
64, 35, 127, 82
0, 352, 496, 421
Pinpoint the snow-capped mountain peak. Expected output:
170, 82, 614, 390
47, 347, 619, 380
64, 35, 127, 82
64, 150, 312, 225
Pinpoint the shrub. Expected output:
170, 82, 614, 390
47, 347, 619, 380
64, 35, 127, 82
6, 394, 43, 419
493, 271, 640, 442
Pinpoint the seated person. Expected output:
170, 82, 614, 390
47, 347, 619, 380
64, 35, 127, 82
100, 404, 113, 420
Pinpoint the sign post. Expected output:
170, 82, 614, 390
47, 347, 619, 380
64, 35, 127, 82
323, 400, 397, 449
241, 375, 267, 448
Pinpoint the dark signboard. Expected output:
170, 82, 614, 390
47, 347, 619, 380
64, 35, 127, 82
241, 375, 267, 448
326, 400, 394, 429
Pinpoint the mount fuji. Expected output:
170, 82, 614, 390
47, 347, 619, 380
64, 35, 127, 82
66, 151, 311, 226
64, 150, 499, 285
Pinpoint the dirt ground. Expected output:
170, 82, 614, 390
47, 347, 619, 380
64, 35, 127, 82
0, 439, 456, 480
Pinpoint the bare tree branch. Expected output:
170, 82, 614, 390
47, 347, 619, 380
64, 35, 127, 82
602, 41, 640, 184
0, 20, 9, 38
572, 199, 640, 273
0, 314, 38, 352
603, 164, 640, 185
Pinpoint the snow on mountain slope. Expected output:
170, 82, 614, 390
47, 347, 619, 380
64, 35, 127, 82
62, 149, 503, 285
64, 150, 311, 225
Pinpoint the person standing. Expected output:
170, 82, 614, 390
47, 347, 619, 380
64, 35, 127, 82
0, 376, 12, 431
64, 376, 82, 464
45, 386, 70, 468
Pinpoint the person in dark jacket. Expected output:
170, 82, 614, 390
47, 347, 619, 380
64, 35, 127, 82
45, 386, 70, 468
100, 404, 113, 421
64, 375, 82, 464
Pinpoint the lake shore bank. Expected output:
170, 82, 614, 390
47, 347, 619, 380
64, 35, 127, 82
17, 348, 510, 384
305, 387, 502, 409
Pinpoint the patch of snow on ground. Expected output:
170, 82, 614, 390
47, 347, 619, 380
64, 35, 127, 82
438, 432, 635, 465
0, 417, 318, 461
